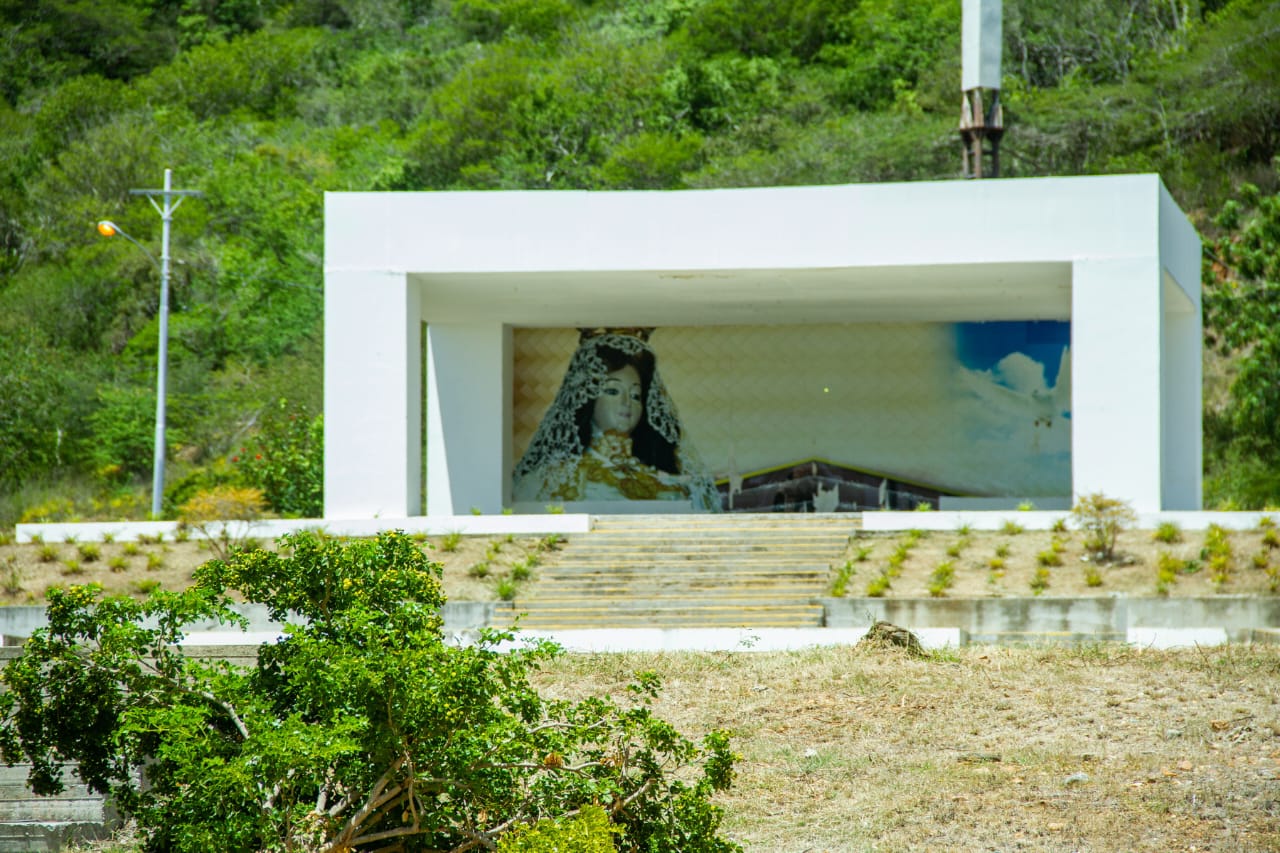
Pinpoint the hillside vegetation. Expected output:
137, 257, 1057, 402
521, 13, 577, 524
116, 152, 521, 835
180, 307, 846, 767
1, 0, 1278, 525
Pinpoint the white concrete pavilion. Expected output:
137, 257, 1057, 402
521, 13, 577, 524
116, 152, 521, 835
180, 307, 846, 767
323, 174, 1201, 518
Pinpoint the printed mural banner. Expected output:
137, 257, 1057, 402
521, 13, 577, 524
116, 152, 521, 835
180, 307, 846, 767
511, 322, 1070, 512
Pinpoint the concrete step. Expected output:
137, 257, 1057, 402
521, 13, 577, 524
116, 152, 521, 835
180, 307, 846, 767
538, 565, 830, 574
589, 513, 857, 528
524, 584, 824, 596
513, 591, 822, 606
556, 547, 845, 559
496, 604, 824, 629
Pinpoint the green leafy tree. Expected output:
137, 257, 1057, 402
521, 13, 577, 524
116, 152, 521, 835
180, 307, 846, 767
233, 398, 324, 517
1203, 173, 1280, 507
0, 531, 740, 853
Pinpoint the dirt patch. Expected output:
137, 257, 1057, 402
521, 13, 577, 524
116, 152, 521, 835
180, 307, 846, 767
0, 532, 562, 604
833, 523, 1280, 599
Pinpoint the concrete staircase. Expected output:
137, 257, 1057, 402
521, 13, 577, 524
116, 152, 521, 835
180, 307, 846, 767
497, 514, 857, 630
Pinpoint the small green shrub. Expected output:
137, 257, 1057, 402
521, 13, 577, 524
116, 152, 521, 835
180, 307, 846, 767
1084, 566, 1103, 587
538, 534, 564, 551
1051, 517, 1068, 533
1029, 567, 1050, 595
440, 530, 463, 552
122, 542, 140, 557
1260, 515, 1276, 530
108, 556, 128, 573
61, 559, 83, 576
945, 538, 968, 558
1036, 549, 1063, 567
496, 578, 517, 600
468, 561, 491, 579
994, 542, 1011, 558
146, 552, 164, 571
1153, 521, 1183, 544
510, 562, 532, 582
131, 578, 161, 595
178, 486, 266, 561
927, 560, 955, 597
1251, 550, 1269, 570
1071, 492, 1137, 562
37, 544, 59, 563
77, 543, 101, 563
852, 545, 873, 562
1262, 528, 1279, 550
1202, 523, 1234, 588
986, 556, 1005, 572
1000, 519, 1024, 536
1155, 552, 1179, 595
829, 561, 856, 597
101, 532, 116, 544
486, 541, 503, 558
865, 573, 891, 597
3, 556, 24, 596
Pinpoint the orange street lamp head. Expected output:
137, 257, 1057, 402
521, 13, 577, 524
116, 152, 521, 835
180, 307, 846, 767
97, 220, 118, 237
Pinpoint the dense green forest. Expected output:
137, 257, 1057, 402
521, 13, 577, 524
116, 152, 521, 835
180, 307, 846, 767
1, 0, 1278, 524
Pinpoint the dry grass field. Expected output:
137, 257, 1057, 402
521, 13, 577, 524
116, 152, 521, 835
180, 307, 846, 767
536, 644, 1280, 852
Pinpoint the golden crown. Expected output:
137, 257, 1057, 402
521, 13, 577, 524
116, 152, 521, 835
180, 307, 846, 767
578, 327, 653, 343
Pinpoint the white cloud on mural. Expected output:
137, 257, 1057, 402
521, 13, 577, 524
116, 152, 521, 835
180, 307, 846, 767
951, 347, 1072, 495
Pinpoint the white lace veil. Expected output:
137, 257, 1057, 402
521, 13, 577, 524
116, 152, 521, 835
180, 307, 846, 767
512, 331, 720, 511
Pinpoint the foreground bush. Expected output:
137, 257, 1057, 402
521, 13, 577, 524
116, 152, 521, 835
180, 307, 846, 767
0, 531, 739, 852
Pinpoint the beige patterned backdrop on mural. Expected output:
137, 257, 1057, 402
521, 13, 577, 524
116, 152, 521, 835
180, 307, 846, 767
511, 324, 1022, 495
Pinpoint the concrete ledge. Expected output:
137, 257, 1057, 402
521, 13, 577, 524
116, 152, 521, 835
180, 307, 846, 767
491, 626, 965, 653
15, 514, 591, 544
861, 510, 1277, 532
1127, 627, 1230, 649
1251, 628, 1280, 645
823, 595, 1280, 635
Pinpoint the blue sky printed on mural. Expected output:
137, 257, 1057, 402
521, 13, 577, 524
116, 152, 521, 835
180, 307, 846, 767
950, 320, 1072, 497
955, 321, 1071, 388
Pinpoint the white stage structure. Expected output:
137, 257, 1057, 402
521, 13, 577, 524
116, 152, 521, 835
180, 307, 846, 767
323, 176, 1201, 518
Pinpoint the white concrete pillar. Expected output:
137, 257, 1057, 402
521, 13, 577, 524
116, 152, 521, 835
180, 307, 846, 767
324, 270, 421, 518
1071, 257, 1164, 510
1161, 275, 1201, 509
1158, 184, 1203, 510
425, 323, 509, 515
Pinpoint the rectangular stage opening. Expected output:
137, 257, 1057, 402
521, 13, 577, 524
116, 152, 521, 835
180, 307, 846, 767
509, 323, 1071, 513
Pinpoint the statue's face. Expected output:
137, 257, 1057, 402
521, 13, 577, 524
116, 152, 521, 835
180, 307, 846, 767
592, 364, 643, 435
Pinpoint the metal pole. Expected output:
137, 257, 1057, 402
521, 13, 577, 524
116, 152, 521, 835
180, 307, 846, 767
151, 170, 172, 519
126, 169, 201, 519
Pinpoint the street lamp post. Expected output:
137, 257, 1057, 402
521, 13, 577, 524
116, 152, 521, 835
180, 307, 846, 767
97, 168, 202, 519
